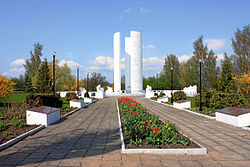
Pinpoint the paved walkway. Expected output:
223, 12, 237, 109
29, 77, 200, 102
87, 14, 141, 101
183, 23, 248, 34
0, 97, 249, 167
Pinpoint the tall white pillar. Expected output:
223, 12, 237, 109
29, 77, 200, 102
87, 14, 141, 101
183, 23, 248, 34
130, 31, 142, 94
125, 37, 131, 93
113, 32, 121, 92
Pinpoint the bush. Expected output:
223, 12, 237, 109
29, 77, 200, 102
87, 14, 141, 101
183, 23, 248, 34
0, 121, 8, 131
195, 91, 216, 108
26, 93, 63, 108
11, 118, 23, 129
65, 92, 78, 101
209, 92, 245, 109
173, 91, 186, 101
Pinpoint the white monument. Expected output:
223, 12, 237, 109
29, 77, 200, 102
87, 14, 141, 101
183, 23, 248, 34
145, 85, 155, 98
95, 85, 105, 99
113, 31, 143, 95
114, 32, 121, 93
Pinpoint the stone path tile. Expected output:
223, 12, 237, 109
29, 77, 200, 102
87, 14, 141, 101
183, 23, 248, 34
1, 96, 250, 167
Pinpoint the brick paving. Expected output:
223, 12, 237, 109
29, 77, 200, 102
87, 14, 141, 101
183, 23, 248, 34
0, 97, 249, 167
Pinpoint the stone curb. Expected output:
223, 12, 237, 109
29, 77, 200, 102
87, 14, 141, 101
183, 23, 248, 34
116, 100, 207, 154
242, 126, 250, 131
61, 99, 98, 118
148, 98, 215, 119
61, 108, 81, 118
0, 125, 45, 152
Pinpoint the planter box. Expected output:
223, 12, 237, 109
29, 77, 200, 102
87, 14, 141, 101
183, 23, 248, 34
26, 106, 60, 126
70, 99, 85, 108
157, 97, 168, 103
173, 100, 191, 109
216, 107, 250, 127
84, 97, 93, 103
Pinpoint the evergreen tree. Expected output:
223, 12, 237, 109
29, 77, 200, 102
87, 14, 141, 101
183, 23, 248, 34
218, 53, 236, 92
33, 59, 52, 93
232, 25, 250, 74
204, 50, 219, 90
23, 43, 43, 92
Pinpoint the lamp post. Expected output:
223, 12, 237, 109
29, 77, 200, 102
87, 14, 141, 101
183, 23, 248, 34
87, 72, 89, 92
199, 59, 202, 111
156, 72, 159, 90
77, 67, 79, 95
171, 67, 173, 104
52, 51, 56, 96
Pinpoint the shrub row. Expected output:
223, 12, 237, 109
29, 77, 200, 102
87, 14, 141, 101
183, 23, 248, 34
195, 91, 245, 109
65, 92, 78, 101
118, 97, 191, 146
26, 93, 62, 108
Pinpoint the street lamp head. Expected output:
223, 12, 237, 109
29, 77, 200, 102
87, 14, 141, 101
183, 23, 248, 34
199, 59, 202, 63
53, 51, 56, 56
171, 67, 173, 70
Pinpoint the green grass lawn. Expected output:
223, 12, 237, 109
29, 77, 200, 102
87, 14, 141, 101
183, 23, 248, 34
0, 92, 30, 104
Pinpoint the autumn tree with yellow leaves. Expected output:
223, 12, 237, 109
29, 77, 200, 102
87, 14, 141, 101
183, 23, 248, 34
0, 74, 16, 98
233, 73, 250, 104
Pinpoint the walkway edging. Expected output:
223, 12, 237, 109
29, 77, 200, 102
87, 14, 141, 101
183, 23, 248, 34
0, 125, 45, 152
116, 100, 207, 155
148, 98, 215, 119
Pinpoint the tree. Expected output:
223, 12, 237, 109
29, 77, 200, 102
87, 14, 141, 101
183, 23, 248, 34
33, 59, 52, 93
121, 75, 125, 90
0, 74, 15, 98
85, 72, 110, 91
162, 54, 180, 89
217, 53, 236, 92
204, 50, 219, 90
23, 43, 43, 91
232, 25, 250, 74
11, 74, 25, 91
233, 73, 250, 104
49, 61, 76, 91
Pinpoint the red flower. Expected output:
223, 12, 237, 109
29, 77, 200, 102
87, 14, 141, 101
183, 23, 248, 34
136, 135, 138, 137
146, 128, 148, 131
136, 131, 137, 133
144, 122, 147, 125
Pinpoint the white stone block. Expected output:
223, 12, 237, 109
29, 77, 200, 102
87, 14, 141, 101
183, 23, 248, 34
114, 32, 121, 92
216, 107, 250, 127
173, 100, 191, 109
84, 97, 93, 103
26, 106, 60, 126
157, 97, 169, 103
70, 100, 85, 109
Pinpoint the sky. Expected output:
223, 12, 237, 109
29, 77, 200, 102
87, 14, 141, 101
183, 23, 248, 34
0, 0, 249, 82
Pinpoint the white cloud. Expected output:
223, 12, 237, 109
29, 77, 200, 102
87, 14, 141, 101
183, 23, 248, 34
178, 54, 192, 63
85, 66, 102, 71
120, 7, 148, 19
124, 8, 132, 13
11, 59, 25, 66
92, 56, 114, 70
9, 67, 25, 73
58, 60, 81, 69
205, 39, 226, 51
143, 56, 165, 71
145, 44, 157, 50
216, 53, 225, 62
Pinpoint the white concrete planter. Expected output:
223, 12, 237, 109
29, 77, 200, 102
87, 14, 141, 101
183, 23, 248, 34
26, 106, 60, 126
70, 100, 85, 109
157, 97, 168, 103
216, 107, 250, 127
173, 100, 191, 109
84, 97, 93, 103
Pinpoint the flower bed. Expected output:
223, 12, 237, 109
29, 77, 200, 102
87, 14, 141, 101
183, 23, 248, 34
188, 107, 216, 117
118, 97, 199, 148
0, 103, 38, 145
